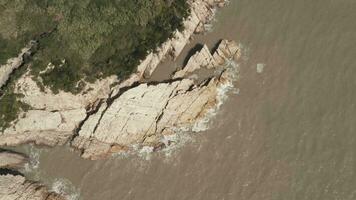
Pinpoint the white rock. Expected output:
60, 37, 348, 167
0, 43, 33, 88
0, 0, 230, 157
14, 73, 116, 111
1, 109, 86, 146
72, 40, 241, 159
135, 0, 227, 78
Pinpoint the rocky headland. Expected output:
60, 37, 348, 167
72, 39, 241, 159
0, 0, 238, 198
0, 0, 234, 157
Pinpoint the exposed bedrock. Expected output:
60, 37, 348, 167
137, 0, 229, 78
0, 41, 35, 89
72, 40, 241, 159
0, 0, 229, 149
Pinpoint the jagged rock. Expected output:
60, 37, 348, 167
136, 0, 228, 78
0, 1, 230, 156
0, 42, 34, 89
0, 150, 28, 169
174, 45, 214, 78
0, 174, 64, 200
109, 0, 228, 98
174, 39, 241, 78
72, 40, 241, 159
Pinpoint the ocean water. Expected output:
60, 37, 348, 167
16, 0, 356, 199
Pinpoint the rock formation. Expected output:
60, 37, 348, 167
0, 150, 28, 169
72, 39, 241, 159
135, 0, 228, 78
0, 41, 35, 89
0, 0, 229, 149
0, 1, 236, 199
0, 38, 240, 160
0, 174, 64, 200
0, 150, 65, 200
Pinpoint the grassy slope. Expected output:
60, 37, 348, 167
0, 0, 189, 129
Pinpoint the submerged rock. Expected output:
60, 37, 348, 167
0, 174, 64, 200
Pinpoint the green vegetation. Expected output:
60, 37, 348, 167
0, 65, 31, 131
0, 0, 189, 129
0, 0, 189, 93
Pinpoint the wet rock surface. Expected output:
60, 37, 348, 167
0, 150, 65, 200
72, 40, 241, 159
0, 174, 65, 200
0, 0, 230, 153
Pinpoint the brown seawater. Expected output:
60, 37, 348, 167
14, 0, 356, 199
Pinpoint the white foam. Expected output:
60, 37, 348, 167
138, 146, 154, 160
113, 43, 246, 159
24, 145, 42, 173
51, 178, 81, 200
193, 60, 240, 132
155, 59, 241, 157
160, 131, 194, 157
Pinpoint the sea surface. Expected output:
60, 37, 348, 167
14, 0, 356, 199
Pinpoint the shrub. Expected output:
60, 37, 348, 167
0, 0, 189, 128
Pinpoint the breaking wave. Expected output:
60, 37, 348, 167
23, 145, 42, 175
51, 178, 81, 200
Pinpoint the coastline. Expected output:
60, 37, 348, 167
0, 1, 236, 199
0, 0, 230, 156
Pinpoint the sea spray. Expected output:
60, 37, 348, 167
193, 61, 240, 132
23, 145, 43, 179
114, 43, 244, 159
51, 178, 81, 200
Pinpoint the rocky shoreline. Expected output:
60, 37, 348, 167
0, 1, 237, 198
72, 39, 241, 159
0, 0, 232, 156
0, 150, 65, 200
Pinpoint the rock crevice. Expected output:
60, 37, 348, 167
0, 1, 235, 160
71, 39, 241, 159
